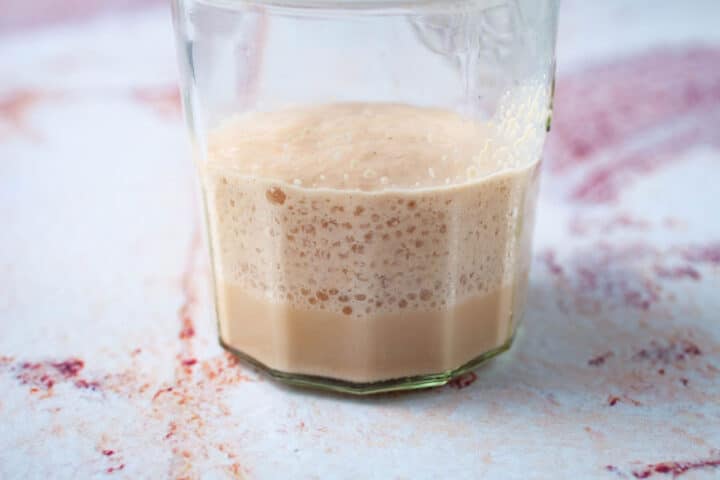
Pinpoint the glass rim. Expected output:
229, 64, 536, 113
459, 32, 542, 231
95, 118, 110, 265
194, 0, 517, 13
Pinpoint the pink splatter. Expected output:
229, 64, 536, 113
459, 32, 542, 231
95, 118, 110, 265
631, 457, 720, 478
607, 395, 641, 407
448, 371, 477, 389
633, 340, 702, 365
683, 244, 720, 265
549, 47, 720, 172
569, 120, 720, 203
561, 243, 662, 311
51, 359, 84, 377
539, 250, 564, 276
106, 463, 125, 474
152, 386, 173, 401
13, 358, 101, 392
570, 213, 650, 236
654, 265, 701, 281
555, 240, 719, 313
178, 231, 201, 343
546, 47, 720, 204
0, 89, 51, 138
588, 351, 614, 367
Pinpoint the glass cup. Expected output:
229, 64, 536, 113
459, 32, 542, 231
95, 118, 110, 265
171, 0, 559, 394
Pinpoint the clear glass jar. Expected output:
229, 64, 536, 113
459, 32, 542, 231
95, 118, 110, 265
171, 0, 559, 394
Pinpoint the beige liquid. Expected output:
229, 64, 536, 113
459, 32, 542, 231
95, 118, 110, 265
202, 102, 541, 383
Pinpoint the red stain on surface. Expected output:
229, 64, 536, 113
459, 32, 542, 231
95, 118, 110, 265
631, 457, 720, 478
448, 371, 477, 389
554, 240, 720, 313
605, 465, 623, 476
633, 340, 702, 365
164, 422, 177, 440
588, 351, 614, 367
540, 250, 564, 276
562, 243, 663, 311
654, 265, 701, 281
74, 379, 101, 390
152, 386, 173, 401
608, 395, 641, 407
181, 358, 197, 367
52, 359, 84, 377
570, 213, 650, 236
547, 48, 720, 203
106, 463, 125, 474
132, 86, 181, 118
0, 89, 49, 137
178, 231, 201, 342
683, 244, 720, 265
13, 358, 101, 392
568, 123, 719, 203
178, 323, 195, 340
229, 463, 244, 477
550, 48, 720, 171
102, 450, 115, 456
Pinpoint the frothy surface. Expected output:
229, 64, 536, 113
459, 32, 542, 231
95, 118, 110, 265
208, 103, 531, 191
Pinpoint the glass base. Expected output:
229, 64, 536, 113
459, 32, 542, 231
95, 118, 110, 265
220, 333, 515, 395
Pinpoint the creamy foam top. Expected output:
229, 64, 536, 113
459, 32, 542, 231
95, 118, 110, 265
207, 102, 527, 190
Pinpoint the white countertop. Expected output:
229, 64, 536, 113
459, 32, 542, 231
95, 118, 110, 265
1, 1, 719, 478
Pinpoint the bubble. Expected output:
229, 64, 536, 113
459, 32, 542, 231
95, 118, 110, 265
265, 187, 286, 205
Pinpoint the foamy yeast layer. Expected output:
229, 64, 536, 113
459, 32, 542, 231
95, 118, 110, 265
202, 102, 540, 319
